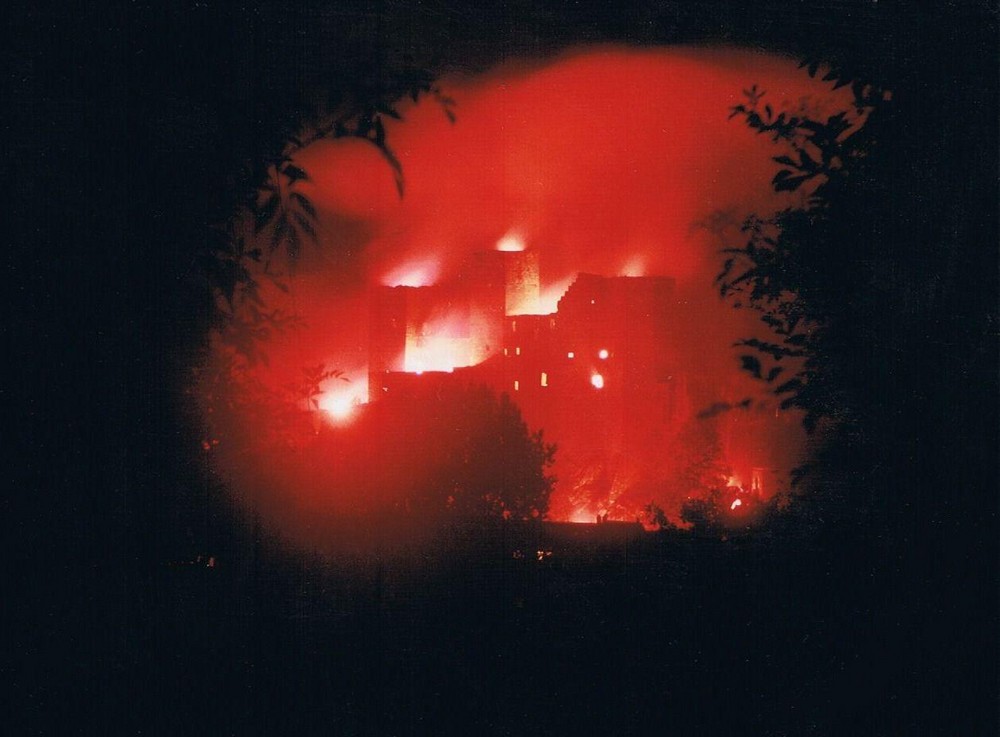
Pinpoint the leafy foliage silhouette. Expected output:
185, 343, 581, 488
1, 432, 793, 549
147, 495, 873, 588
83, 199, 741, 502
203, 60, 455, 375
400, 387, 556, 521
197, 61, 457, 457
192, 61, 560, 528
718, 68, 887, 435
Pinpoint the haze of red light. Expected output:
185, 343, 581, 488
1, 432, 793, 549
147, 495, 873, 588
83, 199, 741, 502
201, 46, 852, 539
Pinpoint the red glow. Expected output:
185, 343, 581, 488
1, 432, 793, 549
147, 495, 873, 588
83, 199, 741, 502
200, 47, 840, 535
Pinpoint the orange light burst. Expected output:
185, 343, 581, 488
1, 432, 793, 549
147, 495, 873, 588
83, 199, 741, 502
619, 255, 645, 277
496, 231, 526, 252
317, 378, 368, 424
403, 335, 465, 373
383, 260, 440, 287
403, 312, 485, 373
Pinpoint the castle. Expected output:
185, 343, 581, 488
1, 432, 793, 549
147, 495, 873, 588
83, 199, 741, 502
366, 248, 795, 521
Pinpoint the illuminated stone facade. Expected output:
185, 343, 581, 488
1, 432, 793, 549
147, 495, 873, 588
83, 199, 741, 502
367, 249, 800, 518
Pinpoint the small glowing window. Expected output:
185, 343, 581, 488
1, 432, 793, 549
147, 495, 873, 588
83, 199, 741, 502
511, 320, 517, 332
514, 380, 519, 391
515, 346, 521, 356
590, 299, 595, 305
503, 348, 508, 356
567, 351, 574, 359
540, 372, 548, 387
598, 348, 609, 360
591, 374, 604, 389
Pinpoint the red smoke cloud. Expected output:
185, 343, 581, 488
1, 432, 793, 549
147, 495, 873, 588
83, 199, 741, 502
299, 47, 841, 284
203, 46, 851, 534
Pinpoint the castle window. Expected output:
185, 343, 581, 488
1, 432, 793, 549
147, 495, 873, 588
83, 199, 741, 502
514, 380, 520, 392
598, 348, 609, 360
515, 346, 521, 356
540, 372, 548, 387
591, 374, 605, 390
511, 320, 517, 332
567, 351, 574, 359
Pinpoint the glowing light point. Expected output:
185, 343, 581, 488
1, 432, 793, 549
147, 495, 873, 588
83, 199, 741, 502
384, 260, 440, 287
730, 498, 743, 511
591, 373, 605, 390
567, 351, 574, 359
318, 393, 357, 423
496, 232, 526, 252
620, 256, 645, 277
598, 348, 609, 360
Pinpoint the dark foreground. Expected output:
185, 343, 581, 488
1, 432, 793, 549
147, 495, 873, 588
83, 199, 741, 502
122, 517, 993, 736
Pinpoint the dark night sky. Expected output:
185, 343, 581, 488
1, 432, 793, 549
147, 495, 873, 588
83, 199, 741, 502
7, 0, 997, 733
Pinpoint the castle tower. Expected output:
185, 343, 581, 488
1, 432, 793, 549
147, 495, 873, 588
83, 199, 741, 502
502, 250, 541, 315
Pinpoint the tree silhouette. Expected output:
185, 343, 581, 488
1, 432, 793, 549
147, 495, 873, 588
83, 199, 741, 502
373, 386, 556, 522
194, 56, 457, 464
204, 60, 454, 373
718, 73, 886, 435
718, 51, 996, 538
